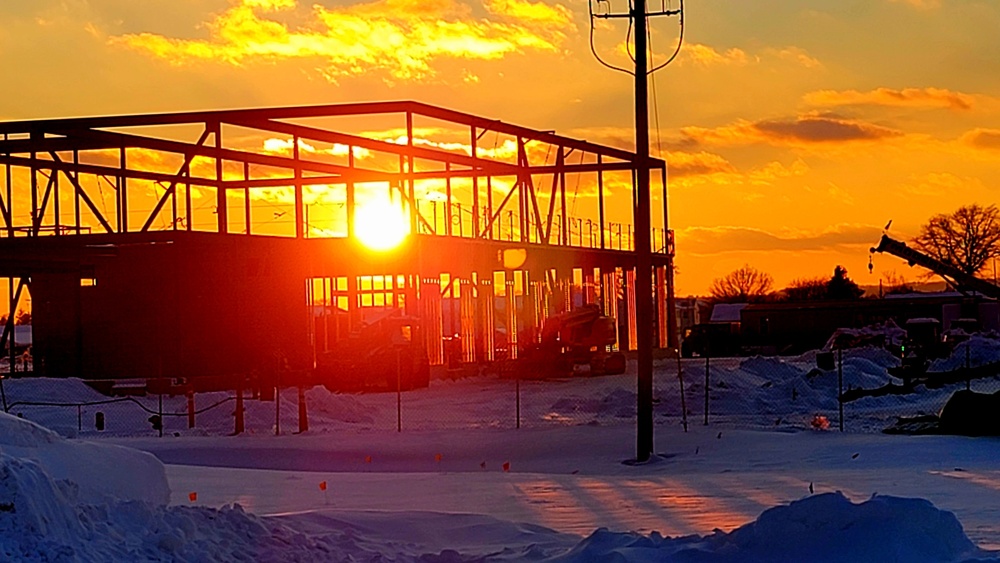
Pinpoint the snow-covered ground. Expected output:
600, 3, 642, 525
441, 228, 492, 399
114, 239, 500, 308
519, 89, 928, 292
3, 340, 1000, 561
4, 344, 997, 437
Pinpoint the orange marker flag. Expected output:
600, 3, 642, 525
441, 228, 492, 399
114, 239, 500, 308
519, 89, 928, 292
188, 492, 198, 502
435, 453, 443, 463
502, 461, 510, 472
364, 455, 372, 464
319, 481, 327, 491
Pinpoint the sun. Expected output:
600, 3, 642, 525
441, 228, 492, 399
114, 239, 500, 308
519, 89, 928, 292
354, 195, 409, 251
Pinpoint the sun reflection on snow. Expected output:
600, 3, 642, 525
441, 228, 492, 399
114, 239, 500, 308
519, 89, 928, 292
510, 476, 757, 537
930, 469, 1000, 492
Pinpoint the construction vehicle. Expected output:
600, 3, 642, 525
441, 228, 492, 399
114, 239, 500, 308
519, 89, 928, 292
315, 313, 430, 392
870, 234, 1000, 299
870, 234, 1000, 382
680, 322, 742, 358
510, 304, 627, 378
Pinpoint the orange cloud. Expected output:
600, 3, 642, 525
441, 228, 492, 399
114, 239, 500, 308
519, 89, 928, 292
679, 44, 820, 68
665, 151, 736, 177
765, 46, 822, 69
747, 159, 810, 184
682, 43, 749, 66
681, 116, 902, 147
382, 134, 520, 160
261, 137, 372, 159
109, 0, 573, 81
901, 172, 987, 197
960, 128, 1000, 151
888, 0, 941, 9
755, 116, 901, 143
804, 87, 975, 110
483, 0, 572, 26
667, 155, 809, 194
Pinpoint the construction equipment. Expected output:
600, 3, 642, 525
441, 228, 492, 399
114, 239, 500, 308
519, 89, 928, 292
511, 304, 626, 378
315, 313, 430, 392
870, 234, 1000, 383
680, 322, 741, 358
870, 234, 1000, 298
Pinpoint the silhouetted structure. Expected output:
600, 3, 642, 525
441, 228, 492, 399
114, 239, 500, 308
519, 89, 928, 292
0, 102, 675, 382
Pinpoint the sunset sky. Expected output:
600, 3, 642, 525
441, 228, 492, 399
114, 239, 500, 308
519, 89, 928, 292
3, 0, 1000, 297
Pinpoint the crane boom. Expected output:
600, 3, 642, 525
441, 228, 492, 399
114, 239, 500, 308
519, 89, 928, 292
870, 234, 1000, 299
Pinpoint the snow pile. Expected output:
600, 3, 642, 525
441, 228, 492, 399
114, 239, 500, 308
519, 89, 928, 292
0, 411, 167, 505
930, 336, 1000, 372
3, 334, 997, 436
550, 387, 636, 418
551, 492, 996, 563
6, 417, 998, 562
3, 377, 110, 405
643, 349, 905, 429
301, 386, 377, 425
0, 452, 363, 562
0, 411, 484, 561
824, 319, 906, 351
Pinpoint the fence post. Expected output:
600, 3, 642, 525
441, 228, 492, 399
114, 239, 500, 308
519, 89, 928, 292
966, 342, 971, 391
0, 374, 7, 413
187, 390, 195, 429
677, 351, 688, 432
837, 347, 844, 432
234, 378, 245, 435
396, 349, 402, 433
275, 373, 281, 435
516, 371, 521, 429
158, 393, 164, 438
704, 355, 710, 426
298, 385, 308, 433
77, 405, 82, 433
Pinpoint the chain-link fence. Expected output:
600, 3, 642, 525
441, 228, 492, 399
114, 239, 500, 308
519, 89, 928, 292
3, 336, 999, 437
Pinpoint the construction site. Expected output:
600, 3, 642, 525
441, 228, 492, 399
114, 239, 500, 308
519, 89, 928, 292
0, 101, 677, 391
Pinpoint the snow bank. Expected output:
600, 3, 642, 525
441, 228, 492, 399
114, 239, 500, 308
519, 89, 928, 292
0, 412, 168, 505
4, 377, 110, 405
3, 409, 999, 561
550, 492, 996, 563
930, 336, 1000, 372
824, 320, 906, 351
0, 451, 351, 563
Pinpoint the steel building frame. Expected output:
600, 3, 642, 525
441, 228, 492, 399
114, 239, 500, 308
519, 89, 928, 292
0, 101, 677, 380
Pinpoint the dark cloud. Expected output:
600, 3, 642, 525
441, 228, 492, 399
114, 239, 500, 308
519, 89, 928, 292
754, 117, 901, 143
679, 224, 883, 254
962, 128, 1000, 150
666, 152, 737, 178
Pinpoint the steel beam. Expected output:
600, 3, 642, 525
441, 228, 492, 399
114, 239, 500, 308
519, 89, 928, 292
48, 153, 114, 233
0, 101, 661, 167
141, 128, 210, 232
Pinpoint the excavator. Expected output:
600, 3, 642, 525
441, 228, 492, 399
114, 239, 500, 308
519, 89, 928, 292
314, 312, 431, 392
510, 303, 627, 379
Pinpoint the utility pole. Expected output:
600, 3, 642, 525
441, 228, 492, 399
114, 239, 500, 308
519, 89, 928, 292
633, 1, 655, 463
590, 0, 683, 462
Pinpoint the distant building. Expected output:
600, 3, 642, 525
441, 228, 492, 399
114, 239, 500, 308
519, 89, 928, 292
675, 297, 709, 332
740, 293, 988, 354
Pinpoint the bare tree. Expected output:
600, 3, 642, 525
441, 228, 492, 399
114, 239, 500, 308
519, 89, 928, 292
710, 265, 773, 302
881, 270, 914, 295
914, 204, 1000, 275
781, 277, 827, 302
